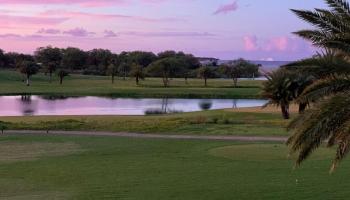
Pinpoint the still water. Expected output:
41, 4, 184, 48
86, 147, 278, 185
0, 95, 268, 116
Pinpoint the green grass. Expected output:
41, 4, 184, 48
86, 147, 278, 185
0, 134, 349, 199
1, 110, 289, 136
0, 70, 263, 98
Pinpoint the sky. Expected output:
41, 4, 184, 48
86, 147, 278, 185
0, 0, 326, 61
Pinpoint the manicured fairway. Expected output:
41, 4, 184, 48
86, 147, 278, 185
0, 70, 262, 98
0, 134, 348, 200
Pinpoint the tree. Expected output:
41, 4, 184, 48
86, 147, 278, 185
198, 66, 214, 87
128, 51, 157, 68
118, 52, 130, 80
57, 69, 69, 85
86, 49, 113, 75
18, 61, 39, 86
61, 47, 87, 71
261, 69, 296, 119
286, 0, 350, 171
157, 51, 200, 84
221, 59, 260, 87
129, 63, 145, 85
0, 49, 8, 69
34, 46, 62, 83
147, 57, 182, 87
108, 55, 119, 84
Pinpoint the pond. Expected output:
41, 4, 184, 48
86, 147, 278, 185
0, 96, 268, 116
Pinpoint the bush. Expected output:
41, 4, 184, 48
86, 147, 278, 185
0, 121, 8, 133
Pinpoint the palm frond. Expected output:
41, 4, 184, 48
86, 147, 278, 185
287, 92, 350, 166
326, 0, 350, 16
297, 77, 350, 103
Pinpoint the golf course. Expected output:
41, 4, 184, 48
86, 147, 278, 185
0, 69, 346, 199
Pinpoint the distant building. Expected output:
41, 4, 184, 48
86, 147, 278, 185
197, 57, 219, 66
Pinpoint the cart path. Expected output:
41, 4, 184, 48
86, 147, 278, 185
3, 130, 288, 142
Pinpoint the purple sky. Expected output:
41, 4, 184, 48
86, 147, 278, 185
0, 0, 325, 61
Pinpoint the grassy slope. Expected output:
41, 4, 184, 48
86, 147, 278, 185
0, 70, 262, 98
1, 110, 289, 136
0, 135, 349, 200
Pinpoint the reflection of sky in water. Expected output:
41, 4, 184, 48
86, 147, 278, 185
0, 96, 268, 116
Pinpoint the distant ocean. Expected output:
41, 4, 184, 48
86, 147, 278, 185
250, 60, 292, 72
218, 60, 292, 74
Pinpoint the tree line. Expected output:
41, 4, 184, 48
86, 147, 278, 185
0, 47, 260, 87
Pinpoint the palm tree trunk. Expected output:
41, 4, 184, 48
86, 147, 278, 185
299, 103, 307, 113
281, 104, 290, 119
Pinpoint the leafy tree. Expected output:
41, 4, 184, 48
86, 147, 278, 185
128, 51, 157, 68
108, 55, 119, 84
129, 63, 145, 85
34, 46, 62, 83
18, 61, 39, 86
0, 49, 8, 68
286, 0, 350, 170
57, 69, 69, 85
221, 59, 260, 87
86, 49, 113, 75
198, 66, 214, 87
118, 52, 131, 80
147, 57, 182, 87
61, 47, 87, 70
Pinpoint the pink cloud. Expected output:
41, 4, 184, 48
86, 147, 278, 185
119, 31, 215, 37
39, 10, 185, 23
0, 0, 126, 7
63, 27, 95, 37
242, 35, 313, 53
213, 1, 239, 15
104, 30, 118, 38
264, 37, 289, 51
37, 28, 61, 34
0, 14, 67, 27
243, 35, 258, 51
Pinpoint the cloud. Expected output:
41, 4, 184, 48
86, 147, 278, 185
242, 35, 315, 59
0, 14, 68, 27
243, 35, 258, 51
104, 30, 118, 38
119, 31, 215, 37
63, 27, 95, 37
39, 10, 185, 23
0, 0, 126, 7
213, 1, 238, 15
0, 33, 21, 38
37, 28, 61, 34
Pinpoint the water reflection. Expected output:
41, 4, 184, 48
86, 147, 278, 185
19, 95, 37, 116
0, 95, 268, 116
199, 100, 213, 111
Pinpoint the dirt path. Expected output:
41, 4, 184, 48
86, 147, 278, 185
3, 130, 288, 142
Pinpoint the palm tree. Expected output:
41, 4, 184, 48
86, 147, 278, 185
287, 0, 350, 171
261, 69, 296, 119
